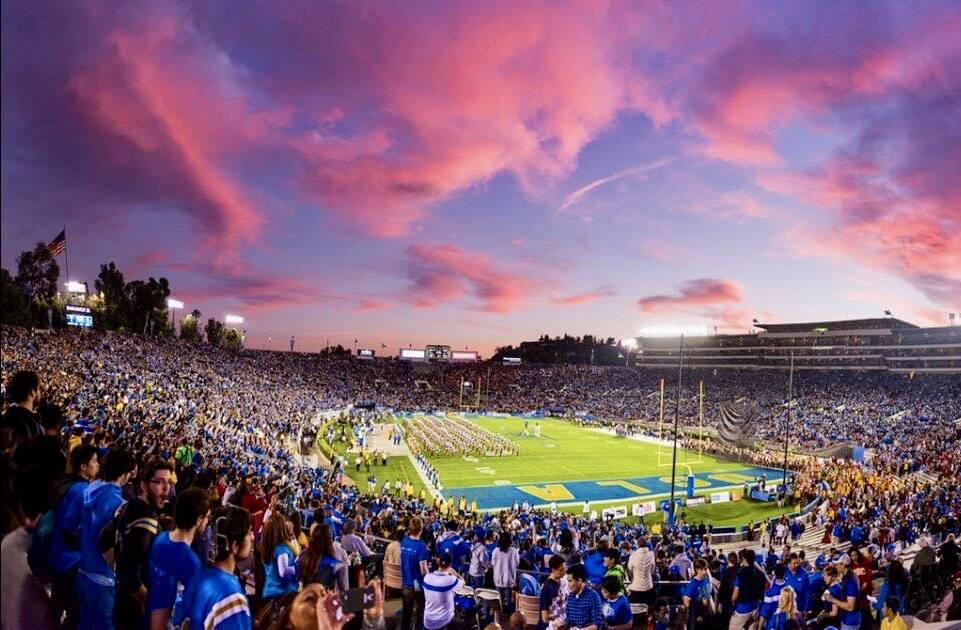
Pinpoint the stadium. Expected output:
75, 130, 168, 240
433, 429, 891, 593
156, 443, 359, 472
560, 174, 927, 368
3, 2, 961, 630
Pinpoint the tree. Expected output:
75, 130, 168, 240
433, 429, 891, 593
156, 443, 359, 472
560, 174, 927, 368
205, 318, 225, 346
0, 268, 32, 326
15, 242, 60, 302
223, 328, 243, 350
180, 309, 202, 342
126, 276, 171, 336
95, 262, 131, 330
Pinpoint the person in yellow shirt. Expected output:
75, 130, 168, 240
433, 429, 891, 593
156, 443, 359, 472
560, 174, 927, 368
470, 500, 478, 514
880, 596, 909, 630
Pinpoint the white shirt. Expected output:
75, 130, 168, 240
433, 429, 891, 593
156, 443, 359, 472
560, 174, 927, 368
628, 547, 655, 592
423, 570, 464, 630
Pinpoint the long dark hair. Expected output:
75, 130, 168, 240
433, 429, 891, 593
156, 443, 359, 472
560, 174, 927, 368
300, 524, 338, 584
259, 513, 290, 561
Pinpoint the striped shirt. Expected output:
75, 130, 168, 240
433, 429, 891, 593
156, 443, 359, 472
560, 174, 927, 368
176, 566, 251, 630
423, 570, 464, 630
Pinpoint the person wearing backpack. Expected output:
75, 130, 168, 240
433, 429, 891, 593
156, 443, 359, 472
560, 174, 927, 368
77, 447, 137, 630
108, 458, 173, 630
729, 549, 765, 630
48, 445, 100, 628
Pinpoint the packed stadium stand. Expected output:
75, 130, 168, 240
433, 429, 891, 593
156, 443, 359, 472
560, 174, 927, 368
2, 323, 959, 630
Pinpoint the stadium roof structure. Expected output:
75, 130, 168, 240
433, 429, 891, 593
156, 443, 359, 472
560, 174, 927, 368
754, 317, 919, 333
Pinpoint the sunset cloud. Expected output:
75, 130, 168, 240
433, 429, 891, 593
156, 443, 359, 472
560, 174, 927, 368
551, 286, 618, 306
637, 278, 742, 313
403, 244, 539, 313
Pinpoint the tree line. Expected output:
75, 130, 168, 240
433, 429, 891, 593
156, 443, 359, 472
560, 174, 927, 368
1, 242, 243, 349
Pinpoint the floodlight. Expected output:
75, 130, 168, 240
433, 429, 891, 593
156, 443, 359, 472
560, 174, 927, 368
225, 314, 244, 324
65, 281, 87, 293
620, 337, 638, 349
167, 298, 184, 309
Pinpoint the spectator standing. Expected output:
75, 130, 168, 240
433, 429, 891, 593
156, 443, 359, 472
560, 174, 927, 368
564, 564, 604, 630
0, 370, 43, 447
728, 549, 765, 630
879, 596, 909, 630
175, 506, 254, 630
784, 553, 810, 615
260, 514, 299, 600
468, 532, 490, 588
600, 575, 632, 630
299, 524, 345, 591
422, 552, 465, 630
48, 445, 99, 627
146, 487, 209, 630
77, 448, 137, 630
1, 447, 59, 630
758, 564, 787, 629
492, 531, 520, 608
682, 558, 714, 629
112, 458, 174, 630
401, 516, 429, 630
627, 536, 656, 620
539, 555, 567, 630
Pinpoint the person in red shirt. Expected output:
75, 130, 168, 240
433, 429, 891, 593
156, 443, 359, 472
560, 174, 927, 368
241, 478, 268, 535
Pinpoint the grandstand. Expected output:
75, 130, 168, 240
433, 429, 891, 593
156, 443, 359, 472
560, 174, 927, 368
631, 318, 961, 373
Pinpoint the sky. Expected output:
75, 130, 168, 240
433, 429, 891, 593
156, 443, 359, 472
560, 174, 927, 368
2, 0, 960, 356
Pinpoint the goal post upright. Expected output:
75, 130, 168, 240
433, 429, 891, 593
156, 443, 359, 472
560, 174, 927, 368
657, 377, 666, 466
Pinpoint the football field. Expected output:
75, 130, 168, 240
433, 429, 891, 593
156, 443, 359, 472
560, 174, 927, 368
422, 415, 784, 512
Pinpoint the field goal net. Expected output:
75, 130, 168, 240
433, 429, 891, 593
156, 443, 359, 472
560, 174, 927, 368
656, 378, 705, 469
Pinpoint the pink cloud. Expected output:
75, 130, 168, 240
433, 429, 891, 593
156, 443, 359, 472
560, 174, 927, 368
637, 278, 742, 313
179, 267, 344, 312
551, 286, 618, 306
403, 244, 539, 313
354, 298, 390, 313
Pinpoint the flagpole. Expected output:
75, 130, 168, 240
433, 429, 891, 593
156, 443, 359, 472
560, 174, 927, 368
63, 225, 69, 285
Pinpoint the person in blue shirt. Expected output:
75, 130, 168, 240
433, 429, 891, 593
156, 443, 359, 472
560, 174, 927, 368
784, 553, 810, 614
77, 448, 138, 630
146, 487, 209, 630
681, 558, 714, 629
176, 505, 254, 630
401, 516, 429, 630
758, 564, 787, 629
819, 564, 861, 630
601, 575, 633, 629
437, 520, 469, 573
49, 445, 99, 628
260, 514, 299, 600
730, 549, 766, 630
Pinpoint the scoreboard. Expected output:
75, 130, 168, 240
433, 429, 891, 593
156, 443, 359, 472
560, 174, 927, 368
425, 345, 451, 361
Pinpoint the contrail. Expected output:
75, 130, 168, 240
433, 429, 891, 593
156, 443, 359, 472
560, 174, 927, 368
557, 157, 673, 212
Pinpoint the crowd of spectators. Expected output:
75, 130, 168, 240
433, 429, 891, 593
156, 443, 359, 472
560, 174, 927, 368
1, 326, 959, 630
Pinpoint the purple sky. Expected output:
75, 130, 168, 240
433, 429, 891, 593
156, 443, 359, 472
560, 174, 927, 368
3, 1, 959, 355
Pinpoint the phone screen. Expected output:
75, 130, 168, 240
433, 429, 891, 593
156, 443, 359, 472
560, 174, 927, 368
340, 586, 376, 614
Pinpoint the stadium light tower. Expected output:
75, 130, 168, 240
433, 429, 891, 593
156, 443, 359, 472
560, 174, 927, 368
668, 334, 684, 527
167, 298, 183, 330
782, 351, 795, 496
225, 314, 244, 325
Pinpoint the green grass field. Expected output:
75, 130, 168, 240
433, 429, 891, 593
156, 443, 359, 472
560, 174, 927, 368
331, 440, 430, 498
411, 415, 796, 524
428, 416, 742, 486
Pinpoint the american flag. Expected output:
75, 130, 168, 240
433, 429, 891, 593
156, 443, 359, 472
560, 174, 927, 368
47, 229, 66, 257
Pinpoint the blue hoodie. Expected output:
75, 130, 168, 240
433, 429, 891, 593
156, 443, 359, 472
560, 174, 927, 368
79, 480, 125, 584
49, 478, 90, 573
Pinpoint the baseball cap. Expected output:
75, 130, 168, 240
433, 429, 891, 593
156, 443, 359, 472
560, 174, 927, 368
438, 552, 453, 567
